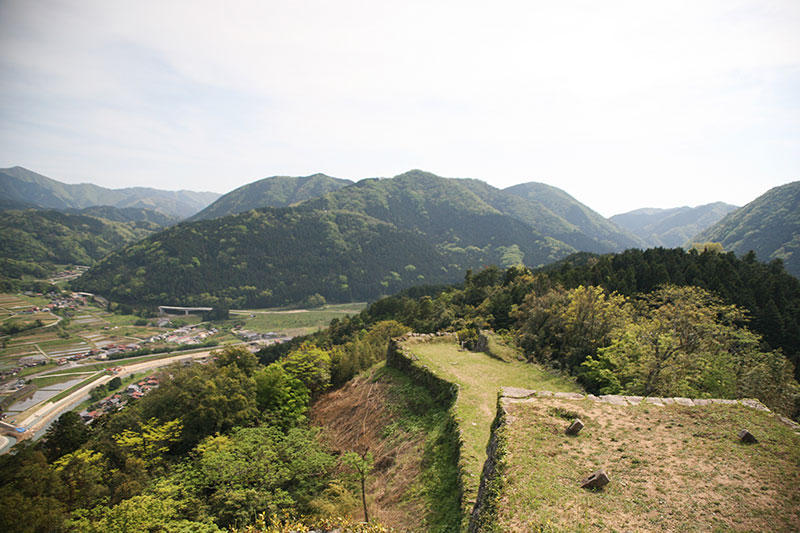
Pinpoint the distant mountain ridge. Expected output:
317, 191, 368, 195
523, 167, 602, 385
503, 181, 645, 252
0, 166, 220, 219
189, 173, 353, 221
692, 181, 800, 277
0, 208, 171, 281
75, 169, 649, 308
611, 202, 739, 248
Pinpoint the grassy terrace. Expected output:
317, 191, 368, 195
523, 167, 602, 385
403, 337, 580, 508
499, 397, 800, 532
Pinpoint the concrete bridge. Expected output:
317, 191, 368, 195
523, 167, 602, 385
158, 306, 212, 316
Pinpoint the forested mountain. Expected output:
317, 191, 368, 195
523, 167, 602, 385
502, 181, 644, 251
73, 170, 717, 308
302, 169, 641, 254
74, 208, 455, 308
611, 202, 739, 248
0, 209, 168, 280
189, 173, 353, 221
0, 166, 220, 219
64, 206, 179, 226
692, 182, 800, 277
300, 170, 575, 267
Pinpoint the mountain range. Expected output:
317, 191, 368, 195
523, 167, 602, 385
693, 181, 800, 277
75, 170, 652, 307
0, 208, 173, 281
610, 202, 739, 248
0, 166, 220, 219
188, 173, 354, 221
3, 165, 798, 304
72, 169, 747, 307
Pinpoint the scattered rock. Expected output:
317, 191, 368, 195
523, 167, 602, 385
600, 395, 627, 405
740, 399, 771, 412
673, 397, 695, 406
738, 429, 758, 444
565, 418, 584, 436
553, 391, 585, 400
580, 469, 609, 490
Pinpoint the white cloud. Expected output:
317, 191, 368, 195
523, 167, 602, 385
0, 0, 798, 215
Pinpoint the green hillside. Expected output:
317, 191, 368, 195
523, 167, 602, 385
692, 181, 800, 277
73, 207, 455, 308
189, 173, 353, 221
503, 181, 644, 252
0, 166, 220, 219
0, 209, 166, 279
65, 206, 179, 226
303, 170, 640, 258
611, 202, 738, 248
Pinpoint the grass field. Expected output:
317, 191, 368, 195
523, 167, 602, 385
229, 302, 367, 335
404, 338, 581, 510
499, 397, 800, 532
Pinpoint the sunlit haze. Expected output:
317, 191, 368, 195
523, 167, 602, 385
1, 1, 798, 216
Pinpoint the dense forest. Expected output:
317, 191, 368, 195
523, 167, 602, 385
73, 170, 655, 308
0, 209, 168, 283
74, 208, 456, 308
189, 173, 353, 221
693, 181, 800, 277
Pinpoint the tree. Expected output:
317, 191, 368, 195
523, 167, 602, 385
113, 418, 183, 470
254, 364, 310, 428
279, 343, 331, 398
342, 450, 374, 523
214, 345, 259, 377
581, 285, 800, 415
53, 448, 110, 510
178, 426, 335, 528
41, 410, 91, 461
137, 363, 258, 452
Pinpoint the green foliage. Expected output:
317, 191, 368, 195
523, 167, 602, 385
215, 345, 260, 377
278, 343, 332, 398
693, 180, 800, 277
113, 418, 183, 470
136, 360, 259, 452
67, 492, 221, 533
0, 448, 67, 533
580, 286, 800, 413
41, 411, 91, 461
189, 173, 352, 222
107, 376, 122, 391
254, 364, 310, 428
74, 207, 455, 308
514, 285, 632, 371
177, 425, 336, 528
331, 320, 408, 386
0, 208, 164, 277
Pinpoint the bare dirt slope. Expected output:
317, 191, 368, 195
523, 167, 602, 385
311, 367, 429, 531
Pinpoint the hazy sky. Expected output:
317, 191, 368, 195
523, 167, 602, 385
1, 1, 798, 216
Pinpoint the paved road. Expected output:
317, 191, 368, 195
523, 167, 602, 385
17, 349, 217, 438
